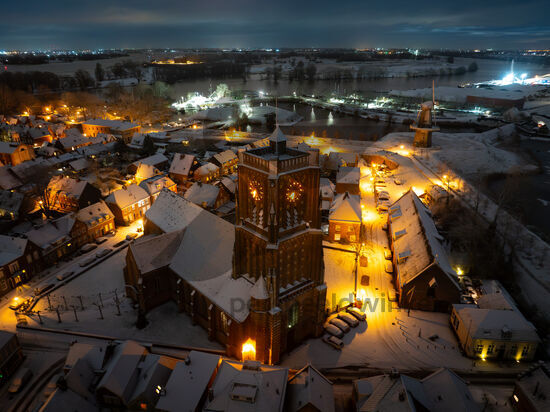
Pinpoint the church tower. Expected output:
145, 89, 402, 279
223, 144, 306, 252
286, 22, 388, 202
234, 127, 326, 364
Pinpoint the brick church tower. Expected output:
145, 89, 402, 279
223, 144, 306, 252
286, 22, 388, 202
234, 127, 326, 364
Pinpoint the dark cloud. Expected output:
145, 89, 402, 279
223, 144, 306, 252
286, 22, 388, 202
2, 0, 549, 49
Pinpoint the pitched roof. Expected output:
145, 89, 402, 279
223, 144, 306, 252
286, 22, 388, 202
145, 190, 206, 233
106, 184, 149, 208
329, 192, 361, 223
183, 182, 220, 208
76, 201, 114, 227
129, 230, 185, 274
250, 276, 269, 300
169, 153, 196, 176
139, 175, 176, 196
205, 360, 288, 412
286, 365, 334, 412
336, 166, 360, 185
0, 189, 24, 213
0, 235, 27, 266
131, 153, 168, 168
47, 175, 88, 198
268, 126, 287, 143
212, 149, 238, 165
82, 119, 138, 129
156, 351, 221, 412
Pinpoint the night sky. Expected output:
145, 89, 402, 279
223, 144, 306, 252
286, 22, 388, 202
3, 0, 549, 50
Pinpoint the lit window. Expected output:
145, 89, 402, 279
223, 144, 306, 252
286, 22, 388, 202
288, 303, 299, 329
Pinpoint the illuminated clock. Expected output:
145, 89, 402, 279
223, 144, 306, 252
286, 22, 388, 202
249, 180, 263, 201
286, 181, 303, 203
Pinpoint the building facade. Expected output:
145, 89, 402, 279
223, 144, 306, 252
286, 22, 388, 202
233, 127, 326, 364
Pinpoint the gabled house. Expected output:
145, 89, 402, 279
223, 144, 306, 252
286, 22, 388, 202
328, 192, 362, 243
169, 153, 198, 184
139, 175, 177, 204
45, 176, 102, 213
75, 201, 115, 243
388, 190, 461, 312
209, 149, 238, 176
81, 119, 140, 142
0, 189, 25, 220
285, 364, 335, 412
335, 166, 360, 195
127, 153, 169, 175
105, 184, 150, 225
0, 235, 41, 297
184, 182, 227, 210
0, 141, 35, 166
194, 162, 219, 183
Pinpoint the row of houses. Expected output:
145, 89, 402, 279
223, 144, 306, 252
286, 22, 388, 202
39, 339, 335, 412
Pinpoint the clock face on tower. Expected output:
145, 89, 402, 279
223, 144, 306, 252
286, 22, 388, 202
286, 181, 303, 203
249, 179, 264, 201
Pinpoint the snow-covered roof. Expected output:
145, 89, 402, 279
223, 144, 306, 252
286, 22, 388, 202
134, 162, 159, 180
336, 167, 360, 185
26, 218, 72, 250
195, 162, 219, 177
139, 175, 176, 197
418, 368, 479, 412
145, 190, 205, 233
82, 119, 138, 130
320, 177, 335, 199
131, 153, 168, 169
212, 149, 238, 165
156, 351, 221, 412
454, 306, 539, 342
205, 360, 288, 412
390, 190, 459, 289
47, 175, 88, 198
250, 276, 269, 300
329, 192, 361, 223
76, 201, 114, 227
96, 340, 148, 404
39, 387, 97, 412
169, 153, 196, 176
64, 342, 108, 373
129, 354, 177, 408
106, 184, 149, 208
286, 365, 334, 412
0, 189, 24, 213
514, 365, 550, 411
0, 141, 25, 154
0, 235, 27, 266
0, 166, 22, 190
220, 176, 236, 194
183, 182, 220, 208
56, 132, 88, 149
130, 230, 185, 274
69, 157, 91, 172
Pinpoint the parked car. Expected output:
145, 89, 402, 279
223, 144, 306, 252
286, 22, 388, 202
329, 317, 350, 333
394, 179, 403, 185
384, 247, 392, 260
43, 373, 63, 398
360, 275, 369, 286
322, 334, 344, 350
388, 289, 397, 302
80, 243, 97, 253
56, 271, 74, 281
95, 237, 108, 245
126, 233, 138, 241
378, 193, 390, 201
34, 283, 55, 296
324, 324, 344, 339
360, 255, 368, 267
338, 311, 359, 327
377, 205, 389, 213
79, 256, 96, 267
385, 261, 394, 274
347, 306, 366, 321
382, 223, 388, 231
8, 368, 33, 394
95, 248, 111, 258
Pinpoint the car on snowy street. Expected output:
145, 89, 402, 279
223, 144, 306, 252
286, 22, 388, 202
347, 306, 366, 321
338, 311, 359, 327
384, 247, 392, 260
80, 243, 97, 254
8, 368, 33, 394
95, 237, 108, 245
9, 297, 29, 311
324, 324, 344, 338
385, 261, 394, 274
329, 317, 350, 333
56, 271, 74, 281
126, 233, 139, 241
79, 256, 96, 267
322, 334, 344, 350
34, 283, 55, 296
95, 248, 111, 258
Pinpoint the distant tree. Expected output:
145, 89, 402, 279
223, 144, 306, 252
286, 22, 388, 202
305, 63, 317, 80
110, 63, 127, 79
454, 66, 466, 75
468, 61, 478, 72
235, 113, 249, 131
74, 69, 94, 90
273, 65, 282, 83
152, 81, 171, 99
294, 61, 305, 81
95, 63, 105, 82
265, 112, 276, 132
141, 135, 155, 155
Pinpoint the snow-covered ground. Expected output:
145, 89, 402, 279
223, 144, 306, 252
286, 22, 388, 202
23, 251, 221, 350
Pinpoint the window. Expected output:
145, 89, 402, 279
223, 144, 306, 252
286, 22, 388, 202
220, 312, 230, 335
522, 345, 530, 356
335, 225, 341, 232
349, 234, 356, 242
475, 344, 483, 354
334, 234, 341, 241
487, 344, 495, 354
8, 261, 19, 274
288, 303, 299, 329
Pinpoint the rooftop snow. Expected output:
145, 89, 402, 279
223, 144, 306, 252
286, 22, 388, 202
106, 184, 149, 208
329, 192, 361, 223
